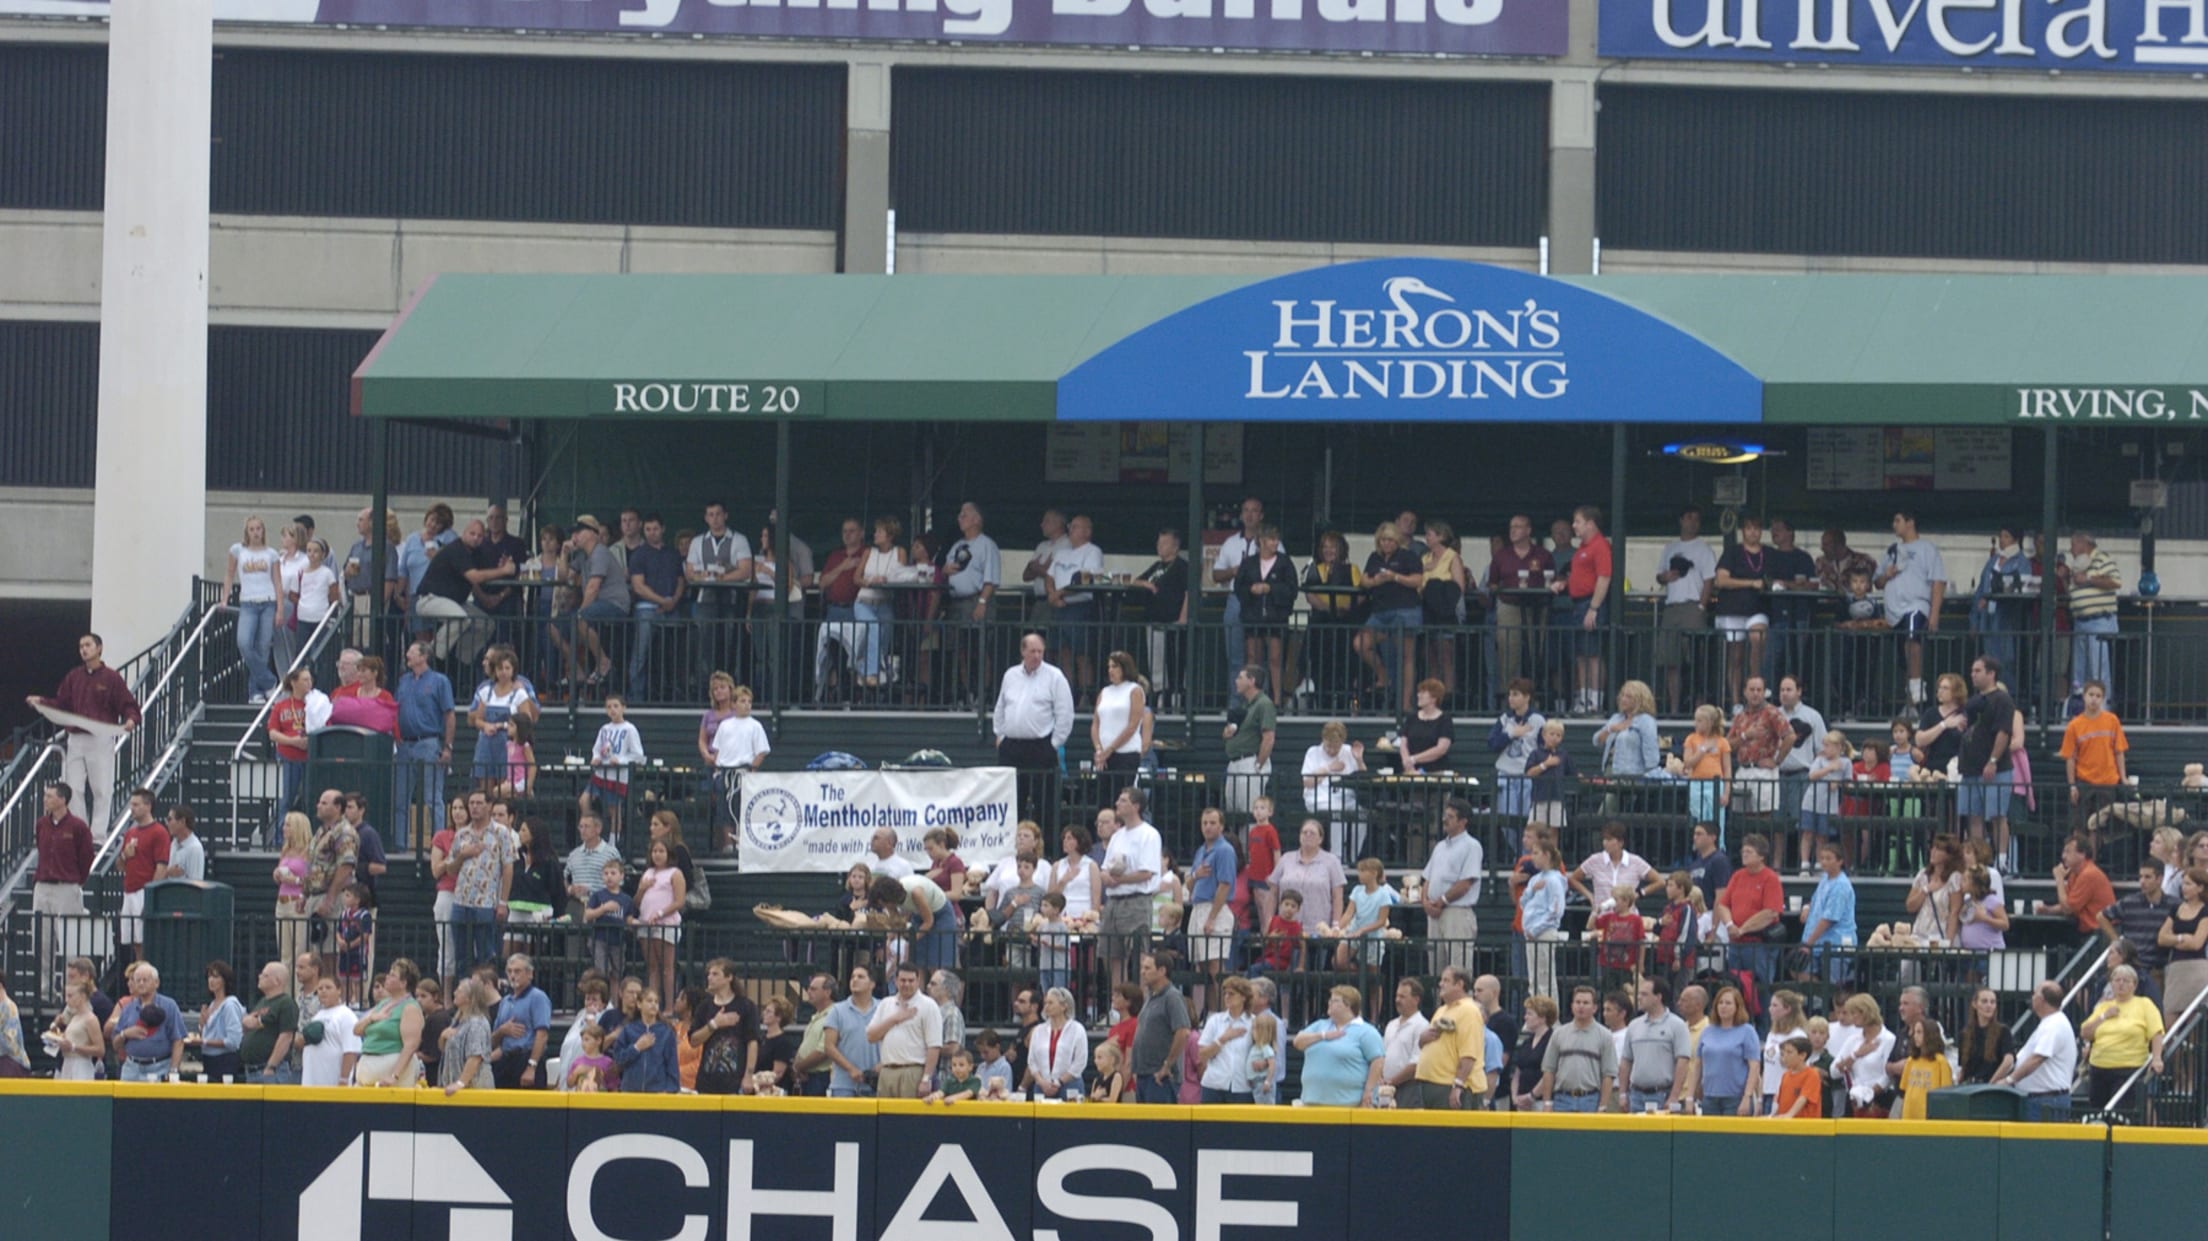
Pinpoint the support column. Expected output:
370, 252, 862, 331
842, 60, 892, 275
1547, 73, 1598, 275
1186, 422, 1206, 734
2040, 424, 2060, 724
91, 0, 213, 658
1609, 424, 1628, 691
774, 418, 793, 720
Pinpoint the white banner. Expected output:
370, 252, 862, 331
736, 767, 1018, 875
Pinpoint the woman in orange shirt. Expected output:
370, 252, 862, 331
671, 986, 704, 1092
1772, 1036, 1822, 1119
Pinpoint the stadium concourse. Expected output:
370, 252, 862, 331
12, 1, 2208, 1239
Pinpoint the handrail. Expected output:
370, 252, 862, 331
87, 705, 201, 877
2103, 973, 2208, 1115
0, 742, 67, 913
2010, 939, 2113, 1041
226, 599, 350, 846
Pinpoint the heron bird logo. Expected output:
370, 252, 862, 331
1383, 275, 1456, 319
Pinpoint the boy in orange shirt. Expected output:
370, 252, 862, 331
1772, 1035, 1822, 1119
2059, 680, 2129, 850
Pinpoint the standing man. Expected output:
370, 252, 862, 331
30, 632, 141, 832
1381, 978, 1430, 1099
490, 954, 551, 1089
821, 965, 882, 1098
1654, 507, 1715, 715
944, 501, 1002, 705
1727, 677, 1789, 824
1678, 821, 1733, 908
791, 973, 838, 1097
1406, 965, 1485, 1110
1187, 808, 1238, 1013
2060, 680, 2129, 847
1535, 985, 1618, 1113
686, 500, 754, 681
1101, 787, 1164, 986
564, 516, 629, 690
691, 957, 763, 1095
240, 961, 300, 1085
33, 782, 94, 999
1776, 675, 1827, 870
2061, 530, 2123, 711
163, 805, 206, 883
1765, 520, 1821, 682
1222, 665, 1277, 817
1042, 514, 1105, 699
563, 813, 622, 923
450, 791, 514, 973
1129, 951, 1192, 1104
343, 509, 398, 647
865, 827, 914, 880
625, 513, 687, 697
1958, 655, 2018, 861
1420, 797, 1484, 973
299, 976, 361, 1088
2000, 981, 2079, 1122
866, 962, 943, 1100
305, 790, 359, 956
1619, 976, 1692, 1114
1213, 497, 1266, 692
1877, 509, 1947, 708
393, 641, 456, 853
1486, 515, 1556, 692
1548, 505, 1613, 717
112, 963, 186, 1083
1716, 834, 1786, 989
117, 790, 170, 963
992, 633, 1074, 823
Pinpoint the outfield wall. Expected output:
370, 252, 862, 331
0, 1082, 2170, 1241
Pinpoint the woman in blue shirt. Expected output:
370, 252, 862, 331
1521, 845, 1570, 1002
1694, 985, 1763, 1116
611, 987, 681, 1093
1594, 680, 1663, 778
196, 961, 247, 1083
1802, 840, 1858, 984
1292, 986, 1385, 1107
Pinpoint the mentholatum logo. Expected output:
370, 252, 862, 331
1243, 275, 1568, 404
298, 1131, 512, 1241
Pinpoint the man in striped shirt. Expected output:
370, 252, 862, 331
562, 814, 623, 923
2063, 530, 2122, 711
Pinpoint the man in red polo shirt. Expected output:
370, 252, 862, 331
117, 789, 171, 963
29, 632, 141, 833
1548, 506, 1613, 716
1718, 833, 1786, 995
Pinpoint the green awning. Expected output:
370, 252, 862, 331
353, 268, 2208, 426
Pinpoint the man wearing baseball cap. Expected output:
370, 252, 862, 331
563, 516, 628, 687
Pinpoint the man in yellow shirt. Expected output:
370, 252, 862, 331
1408, 965, 1487, 1110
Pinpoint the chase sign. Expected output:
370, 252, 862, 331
1058, 258, 1761, 423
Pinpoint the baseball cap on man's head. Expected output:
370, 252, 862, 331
574, 515, 605, 536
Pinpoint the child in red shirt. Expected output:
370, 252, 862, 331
1592, 884, 1646, 992
1245, 797, 1283, 931
1260, 889, 1304, 973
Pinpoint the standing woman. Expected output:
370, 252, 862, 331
468, 650, 538, 794
2078, 963, 2165, 1110
1912, 673, 1970, 825
1399, 679, 1456, 776
1955, 987, 2016, 1084
295, 537, 342, 651
696, 672, 742, 768
1507, 995, 1556, 1112
1356, 523, 1425, 715
1299, 531, 1362, 713
503, 821, 562, 958
272, 812, 312, 972
1694, 984, 1763, 1116
635, 838, 689, 1007
2157, 868, 2208, 1030
197, 961, 248, 1084
353, 959, 425, 1088
273, 524, 311, 677
1593, 680, 1663, 778
1831, 994, 1895, 1116
854, 515, 907, 689
54, 979, 104, 1081
1419, 521, 1469, 703
223, 515, 284, 703
1091, 652, 1150, 793
1760, 989, 1808, 1115
531, 523, 573, 692
1905, 833, 1964, 947
441, 978, 495, 1096
1271, 820, 1347, 940
1234, 525, 1297, 704
1027, 986, 1090, 1101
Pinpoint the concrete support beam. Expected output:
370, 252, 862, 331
92, 0, 213, 662
843, 59, 893, 274
1547, 73, 1598, 275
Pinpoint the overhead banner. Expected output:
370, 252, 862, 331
1, 0, 1569, 57
736, 767, 1018, 874
1599, 0, 2208, 73
1060, 257, 1764, 423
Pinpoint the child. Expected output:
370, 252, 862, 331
1245, 1011, 1279, 1106
1154, 902, 1188, 963
1525, 720, 1574, 829
1836, 568, 1889, 715
1887, 720, 1916, 783
610, 987, 681, 1094
1033, 891, 1072, 995
1800, 730, 1851, 873
334, 882, 374, 1005
1654, 871, 1703, 984
501, 713, 537, 800
1332, 857, 1398, 977
1845, 741, 1888, 819
559, 976, 611, 1090
1896, 1020, 1954, 1120
974, 1029, 1015, 1097
1086, 1040, 1129, 1105
1680, 704, 1732, 839
1260, 891, 1304, 973
584, 859, 635, 980
1591, 884, 1645, 996
927, 1047, 984, 1104
585, 694, 646, 839
996, 856, 1047, 937
1771, 1035, 1822, 1119
1245, 796, 1282, 933
1803, 1016, 1840, 1117
565, 1019, 619, 1093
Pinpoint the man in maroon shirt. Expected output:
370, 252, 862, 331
33, 780, 94, 999
1486, 514, 1557, 696
117, 789, 171, 964
28, 633, 141, 834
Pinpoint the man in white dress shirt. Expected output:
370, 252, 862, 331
1100, 785, 1163, 986
993, 633, 1074, 822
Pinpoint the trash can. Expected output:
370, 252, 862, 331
1923, 1082, 2024, 1122
142, 880, 236, 988
308, 725, 395, 852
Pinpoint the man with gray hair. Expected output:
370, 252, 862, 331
112, 962, 184, 1082
241, 961, 299, 1084
413, 519, 509, 662
1884, 984, 1956, 1080
2063, 529, 2123, 712
2001, 981, 2078, 1122
491, 954, 551, 1090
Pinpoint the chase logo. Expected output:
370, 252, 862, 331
298, 1131, 512, 1241
740, 787, 803, 852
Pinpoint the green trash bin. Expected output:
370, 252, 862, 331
1924, 1082, 2024, 1122
308, 725, 395, 850
141, 880, 236, 988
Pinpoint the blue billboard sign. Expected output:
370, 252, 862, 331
1058, 258, 1761, 424
1599, 0, 2208, 73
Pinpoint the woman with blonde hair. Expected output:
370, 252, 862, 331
1831, 993, 1895, 1116
1418, 520, 1469, 702
1301, 720, 1366, 854
1759, 989, 1807, 1114
1357, 522, 1426, 714
1594, 681, 1662, 777
271, 812, 313, 968
221, 514, 283, 703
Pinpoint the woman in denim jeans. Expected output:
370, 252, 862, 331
222, 515, 283, 704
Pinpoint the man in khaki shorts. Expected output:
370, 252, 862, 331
1100, 787, 1163, 987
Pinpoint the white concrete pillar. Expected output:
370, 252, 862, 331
91, 0, 214, 661
842, 60, 892, 275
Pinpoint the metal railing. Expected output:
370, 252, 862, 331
2100, 969, 2208, 1125
225, 598, 353, 848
